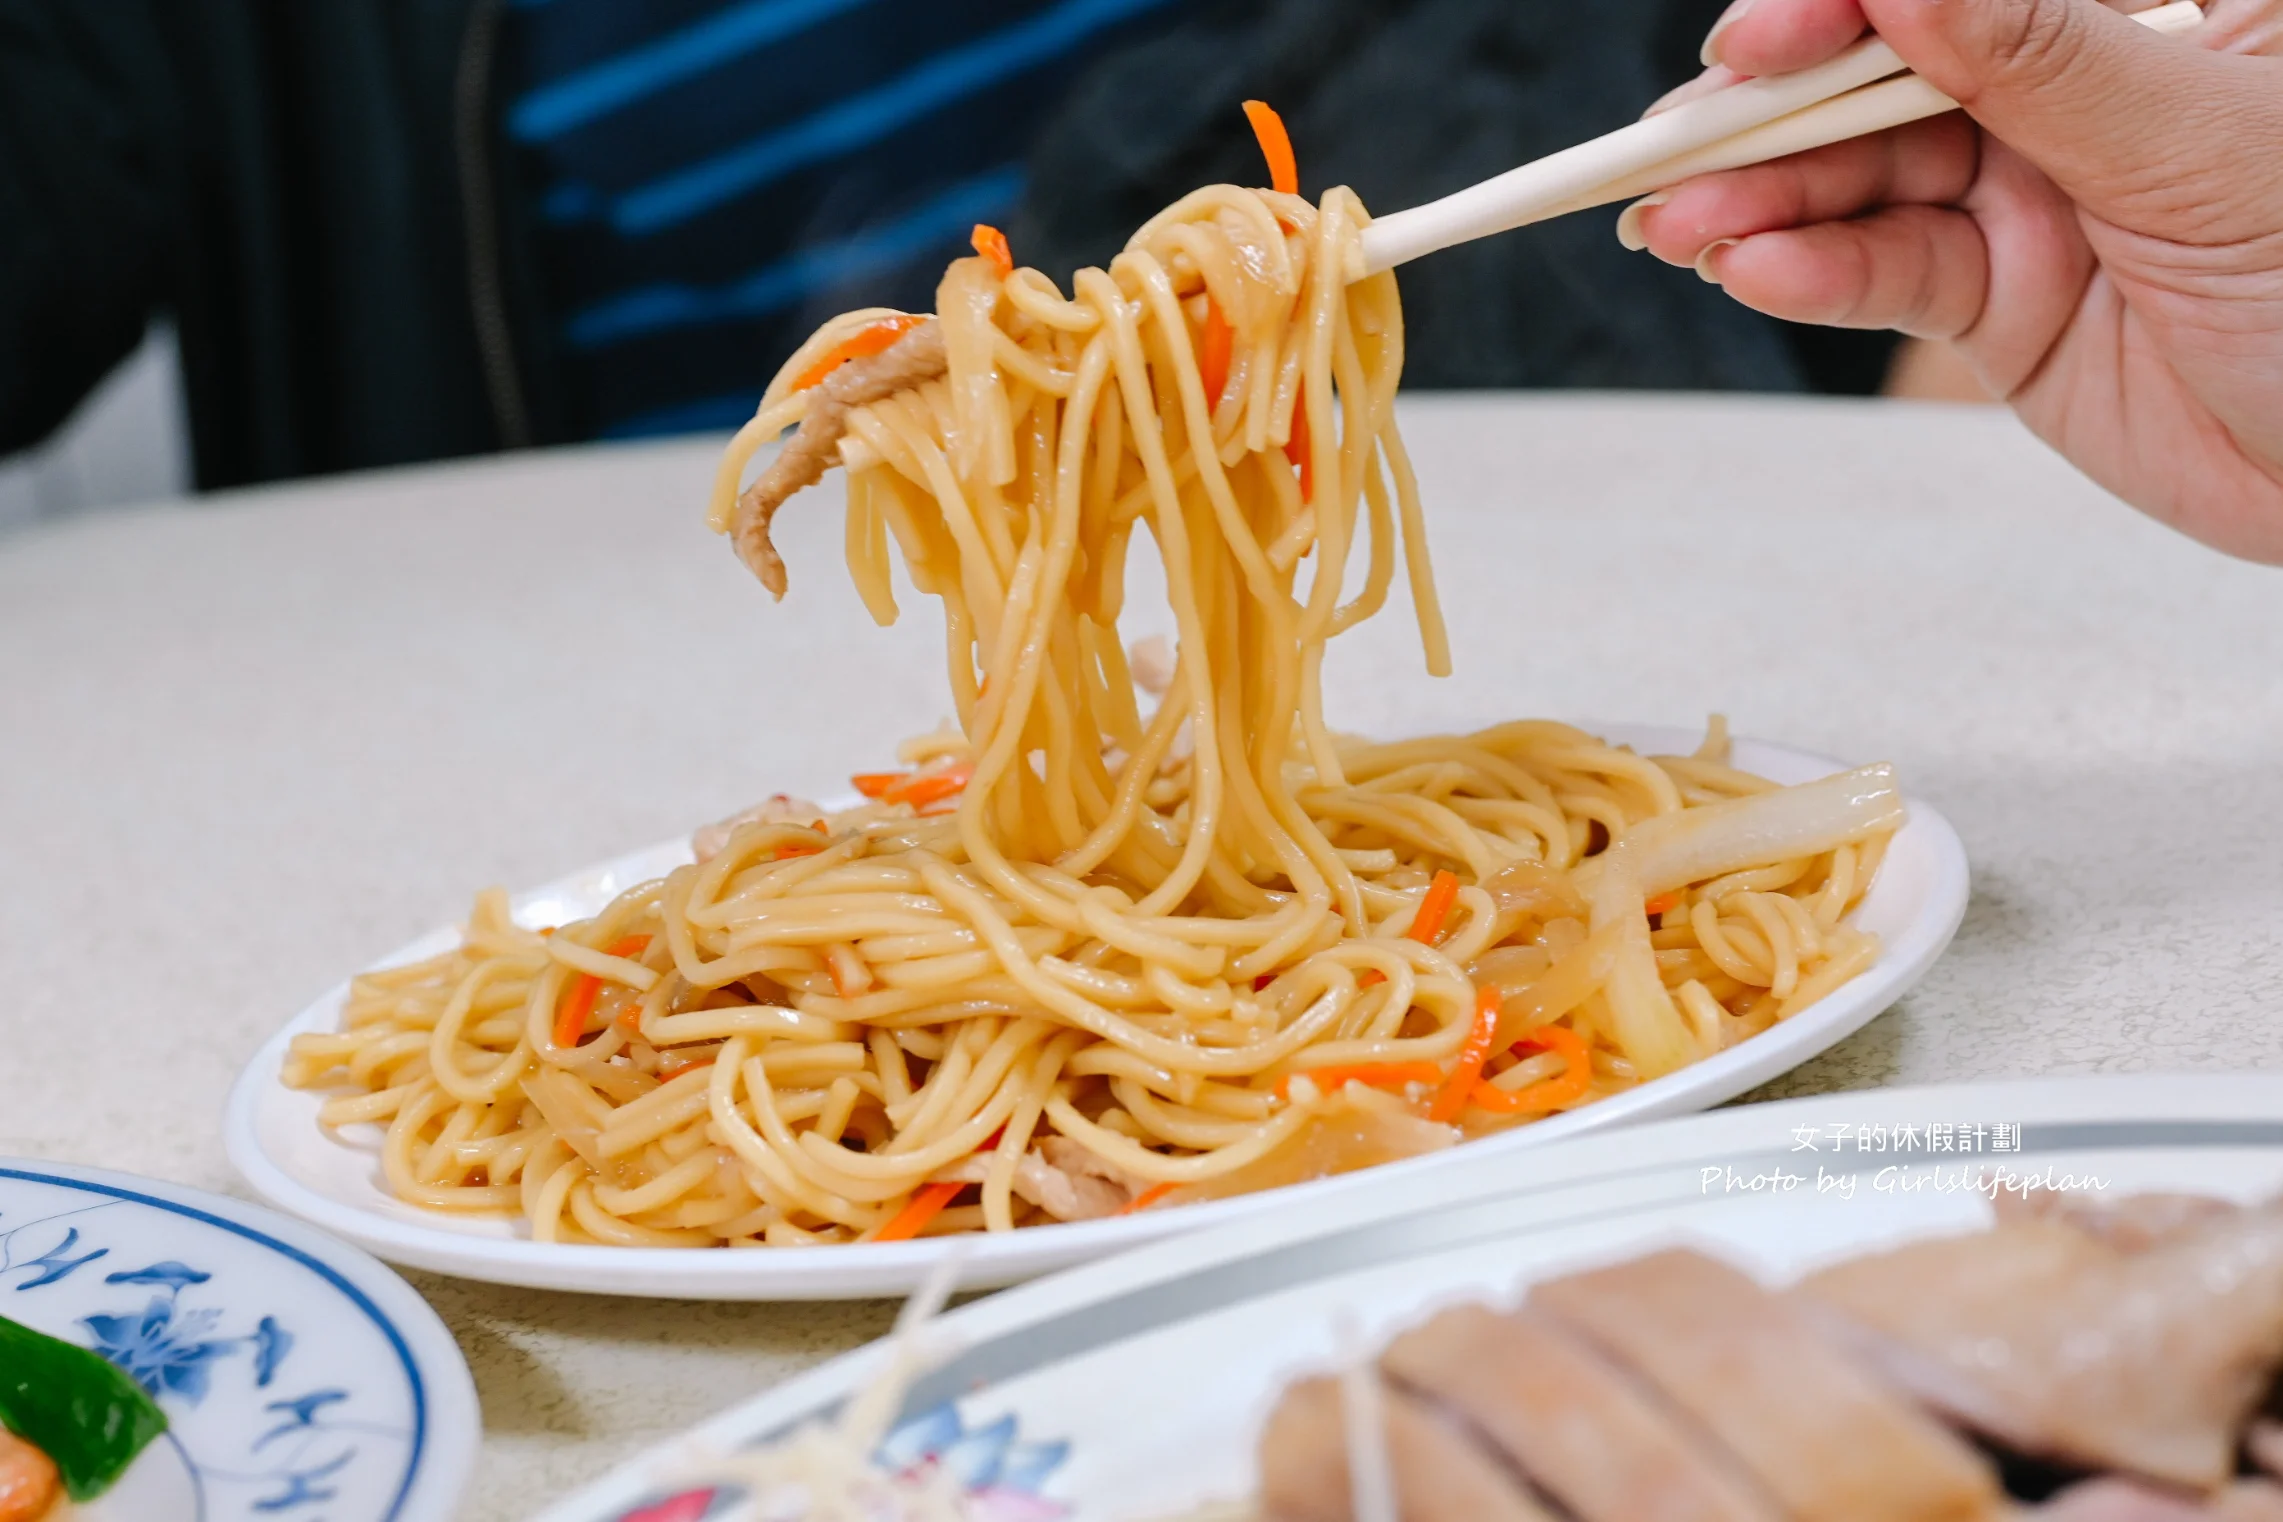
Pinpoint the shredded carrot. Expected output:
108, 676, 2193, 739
1428, 987, 1506, 1124
1471, 1024, 1595, 1114
773, 842, 823, 860
884, 760, 973, 810
1199, 300, 1234, 408
1406, 869, 1460, 945
1285, 382, 1313, 501
971, 223, 1013, 277
614, 1003, 643, 1035
1242, 100, 1298, 195
826, 944, 867, 1004
538, 926, 556, 937
551, 933, 654, 1048
874, 1180, 965, 1243
792, 314, 928, 391
1121, 1181, 1178, 1215
1277, 1060, 1443, 1101
853, 763, 973, 808
1643, 891, 1682, 917
1358, 868, 1462, 988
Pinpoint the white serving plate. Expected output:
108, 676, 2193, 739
0, 1158, 476, 1522
225, 723, 1967, 1301
531, 1072, 2283, 1522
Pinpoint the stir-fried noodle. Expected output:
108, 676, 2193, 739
285, 114, 1903, 1248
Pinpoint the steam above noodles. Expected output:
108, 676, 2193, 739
283, 124, 1903, 1248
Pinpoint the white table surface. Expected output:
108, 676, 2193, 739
6, 393, 2280, 1520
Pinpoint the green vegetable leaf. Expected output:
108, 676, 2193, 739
0, 1313, 168, 1501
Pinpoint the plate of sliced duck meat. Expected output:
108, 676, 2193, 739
531, 1071, 2283, 1522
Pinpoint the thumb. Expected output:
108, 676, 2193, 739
1860, 0, 2283, 237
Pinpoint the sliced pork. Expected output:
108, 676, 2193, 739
1801, 1202, 2283, 1489
732, 320, 948, 597
1531, 1247, 2005, 1522
1258, 1375, 1557, 1522
1249, 1196, 2283, 1522
1998, 1190, 2242, 1253
691, 793, 827, 862
930, 1137, 1135, 1222
1378, 1301, 1780, 1522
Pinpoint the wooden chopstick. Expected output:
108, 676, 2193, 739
1357, 0, 2204, 274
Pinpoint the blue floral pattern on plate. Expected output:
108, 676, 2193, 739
0, 1162, 472, 1521
606, 1401, 1071, 1522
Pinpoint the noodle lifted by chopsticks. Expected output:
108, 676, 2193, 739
283, 166, 1903, 1247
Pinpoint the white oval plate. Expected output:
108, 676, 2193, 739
0, 1158, 476, 1522
225, 723, 1967, 1300
531, 1072, 2283, 1522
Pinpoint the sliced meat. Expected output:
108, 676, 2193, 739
691, 793, 827, 862
1379, 1301, 1780, 1522
2035, 1479, 2210, 1521
1036, 1135, 1140, 1190
1801, 1202, 2283, 1490
1127, 634, 1176, 696
1034, 1136, 1149, 1215
933, 1144, 1130, 1222
732, 320, 948, 597
1532, 1248, 2004, 1522
1259, 1375, 1557, 1522
1997, 1190, 2241, 1253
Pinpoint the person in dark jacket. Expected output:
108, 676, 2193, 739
0, 0, 1896, 495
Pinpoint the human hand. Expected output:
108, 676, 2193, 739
1626, 0, 2283, 561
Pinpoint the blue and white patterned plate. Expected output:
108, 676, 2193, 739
0, 1159, 477, 1522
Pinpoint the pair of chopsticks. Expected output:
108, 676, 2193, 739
1357, 0, 2204, 274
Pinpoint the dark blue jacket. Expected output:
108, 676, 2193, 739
0, 0, 1894, 491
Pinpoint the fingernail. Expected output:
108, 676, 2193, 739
1699, 0, 1756, 67
1643, 76, 1699, 118
1695, 238, 1740, 283
1645, 65, 1743, 119
1616, 192, 1672, 252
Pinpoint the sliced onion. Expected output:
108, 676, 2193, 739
1176, 1091, 1458, 1202
1576, 764, 1903, 1079
1617, 763, 1904, 900
1479, 858, 1589, 936
1468, 944, 1553, 997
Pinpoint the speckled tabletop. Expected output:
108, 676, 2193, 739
6, 394, 2280, 1520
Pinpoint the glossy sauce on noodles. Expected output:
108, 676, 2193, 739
282, 171, 1903, 1248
